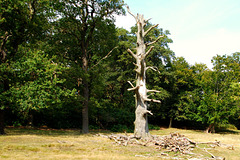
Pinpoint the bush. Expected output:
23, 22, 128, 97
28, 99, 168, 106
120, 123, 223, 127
110, 124, 133, 133
148, 124, 160, 130
89, 125, 101, 130
216, 123, 238, 131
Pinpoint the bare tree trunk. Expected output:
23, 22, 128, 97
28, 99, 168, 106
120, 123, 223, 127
126, 6, 162, 139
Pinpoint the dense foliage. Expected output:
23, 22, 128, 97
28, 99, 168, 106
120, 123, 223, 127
1, 0, 239, 134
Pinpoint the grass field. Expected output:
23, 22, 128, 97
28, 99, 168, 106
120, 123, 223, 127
0, 127, 239, 160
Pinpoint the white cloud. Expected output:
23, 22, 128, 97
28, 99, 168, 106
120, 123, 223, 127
114, 14, 135, 31
170, 28, 240, 69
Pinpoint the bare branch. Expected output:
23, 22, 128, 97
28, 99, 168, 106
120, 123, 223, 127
145, 110, 153, 115
147, 93, 154, 98
143, 46, 154, 59
144, 98, 161, 103
127, 81, 134, 88
126, 5, 137, 21
147, 89, 161, 93
144, 24, 158, 37
90, 46, 118, 69
133, 62, 137, 67
146, 35, 164, 46
127, 48, 137, 59
146, 66, 161, 74
204, 148, 216, 159
145, 18, 152, 23
127, 81, 140, 91
128, 86, 139, 91
146, 66, 156, 71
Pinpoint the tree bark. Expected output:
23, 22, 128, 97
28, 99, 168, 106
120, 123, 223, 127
0, 32, 10, 135
82, 78, 89, 133
127, 6, 162, 139
205, 123, 215, 133
81, 47, 89, 134
0, 79, 9, 135
0, 109, 5, 135
169, 117, 173, 128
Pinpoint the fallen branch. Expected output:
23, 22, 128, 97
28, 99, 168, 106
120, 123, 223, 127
100, 132, 229, 160
197, 140, 220, 146
203, 148, 225, 160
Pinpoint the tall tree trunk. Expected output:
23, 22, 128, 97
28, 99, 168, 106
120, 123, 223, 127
0, 109, 5, 134
126, 6, 162, 139
0, 75, 10, 135
205, 123, 215, 133
0, 78, 6, 134
28, 110, 34, 127
0, 32, 10, 135
82, 48, 89, 134
82, 79, 89, 133
169, 117, 173, 128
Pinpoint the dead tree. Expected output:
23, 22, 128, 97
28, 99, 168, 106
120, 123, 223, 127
126, 6, 163, 138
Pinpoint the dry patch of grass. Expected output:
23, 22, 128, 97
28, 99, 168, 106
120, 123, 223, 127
0, 127, 239, 159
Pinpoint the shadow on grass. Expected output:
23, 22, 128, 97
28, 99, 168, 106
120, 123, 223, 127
170, 126, 240, 135
4, 126, 239, 137
4, 126, 112, 136
215, 128, 240, 135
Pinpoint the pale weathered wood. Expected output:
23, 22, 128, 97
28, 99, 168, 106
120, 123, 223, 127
126, 7, 162, 138
146, 35, 164, 46
105, 132, 227, 160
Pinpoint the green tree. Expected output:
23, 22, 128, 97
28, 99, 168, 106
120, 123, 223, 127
164, 57, 196, 128
88, 28, 136, 131
174, 63, 209, 128
8, 48, 76, 125
51, 0, 124, 133
0, 0, 52, 134
177, 53, 240, 133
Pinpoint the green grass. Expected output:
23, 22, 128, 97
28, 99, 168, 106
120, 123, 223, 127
0, 127, 239, 159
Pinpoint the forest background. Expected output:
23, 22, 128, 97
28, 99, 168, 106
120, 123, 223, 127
0, 0, 239, 134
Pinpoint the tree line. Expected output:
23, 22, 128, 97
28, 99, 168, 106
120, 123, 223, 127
1, 0, 239, 134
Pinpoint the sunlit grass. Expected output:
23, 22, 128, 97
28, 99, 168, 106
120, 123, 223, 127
0, 127, 239, 159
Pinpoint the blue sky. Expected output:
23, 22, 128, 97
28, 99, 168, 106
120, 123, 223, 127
115, 0, 240, 68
